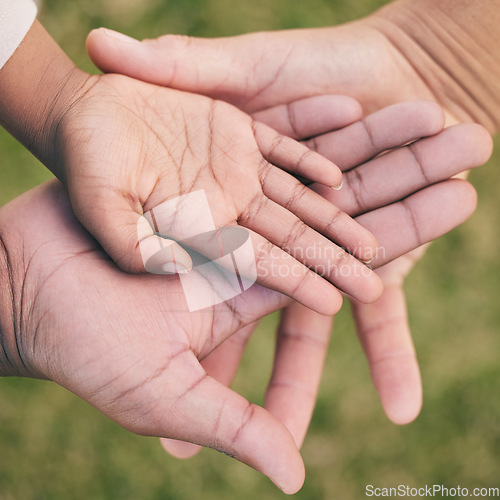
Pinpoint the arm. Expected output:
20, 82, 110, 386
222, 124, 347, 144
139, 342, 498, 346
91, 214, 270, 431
0, 19, 90, 178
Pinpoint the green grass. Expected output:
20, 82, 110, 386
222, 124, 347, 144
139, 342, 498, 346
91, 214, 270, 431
1, 1, 500, 499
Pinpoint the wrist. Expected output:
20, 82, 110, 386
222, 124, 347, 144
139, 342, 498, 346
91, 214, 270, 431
0, 20, 93, 180
0, 231, 20, 378
368, 0, 500, 133
0, 195, 47, 379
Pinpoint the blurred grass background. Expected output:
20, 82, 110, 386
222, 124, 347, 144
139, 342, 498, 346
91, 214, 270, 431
1, 0, 499, 499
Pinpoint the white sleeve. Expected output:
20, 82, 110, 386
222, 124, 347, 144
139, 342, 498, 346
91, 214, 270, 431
0, 0, 38, 70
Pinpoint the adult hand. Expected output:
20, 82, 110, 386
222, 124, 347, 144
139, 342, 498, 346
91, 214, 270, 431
0, 107, 490, 493
158, 103, 493, 458
0, 180, 302, 493
85, 22, 424, 116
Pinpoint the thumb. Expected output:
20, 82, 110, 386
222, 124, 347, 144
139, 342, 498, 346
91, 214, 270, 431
157, 365, 306, 494
86, 28, 282, 109
71, 192, 192, 274
137, 215, 193, 274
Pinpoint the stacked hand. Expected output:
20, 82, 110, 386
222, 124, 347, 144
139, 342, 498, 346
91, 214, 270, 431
85, 7, 497, 430
0, 2, 496, 493
0, 96, 490, 492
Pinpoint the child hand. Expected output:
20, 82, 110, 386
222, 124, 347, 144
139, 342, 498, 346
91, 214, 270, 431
53, 74, 383, 315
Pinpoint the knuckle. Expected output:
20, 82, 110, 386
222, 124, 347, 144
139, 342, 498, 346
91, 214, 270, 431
280, 219, 308, 253
238, 192, 266, 226
345, 168, 368, 213
254, 239, 274, 267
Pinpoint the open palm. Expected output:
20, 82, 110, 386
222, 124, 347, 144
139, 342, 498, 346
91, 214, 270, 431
56, 74, 381, 315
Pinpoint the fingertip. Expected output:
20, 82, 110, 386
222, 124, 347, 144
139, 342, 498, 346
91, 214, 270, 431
296, 274, 343, 316
398, 100, 445, 137
86, 27, 106, 45
478, 125, 495, 161
356, 231, 380, 264
372, 355, 423, 425
303, 95, 363, 132
459, 122, 494, 165
463, 180, 478, 212
446, 179, 478, 219
313, 153, 343, 189
310, 151, 343, 188
364, 271, 384, 304
317, 286, 343, 316
142, 239, 193, 275
381, 381, 423, 425
96, 27, 140, 45
86, 28, 120, 73
85, 28, 106, 68
86, 27, 144, 75
330, 163, 343, 190
418, 100, 445, 135
278, 460, 306, 495
334, 95, 363, 124
159, 438, 202, 459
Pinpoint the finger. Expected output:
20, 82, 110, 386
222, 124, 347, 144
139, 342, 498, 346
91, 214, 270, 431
358, 179, 477, 268
352, 254, 426, 425
265, 303, 333, 448
239, 200, 383, 304
304, 101, 445, 170
137, 216, 192, 274
69, 190, 192, 274
261, 164, 378, 262
352, 283, 422, 425
134, 352, 305, 494
241, 228, 343, 316
86, 28, 273, 108
253, 121, 343, 188
160, 323, 258, 459
159, 437, 201, 459
314, 123, 493, 216
252, 95, 362, 140
146, 216, 341, 317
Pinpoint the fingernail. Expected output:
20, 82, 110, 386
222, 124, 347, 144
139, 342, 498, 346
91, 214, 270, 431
101, 28, 140, 44
332, 181, 343, 191
362, 256, 374, 265
162, 262, 190, 274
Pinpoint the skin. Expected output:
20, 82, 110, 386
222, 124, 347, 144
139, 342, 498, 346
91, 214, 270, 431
84, 0, 500, 436
0, 1, 495, 491
0, 110, 489, 492
0, 21, 383, 317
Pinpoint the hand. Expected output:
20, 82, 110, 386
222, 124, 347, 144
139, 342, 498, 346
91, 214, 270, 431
85, 4, 500, 131
84, 16, 496, 423
56, 73, 389, 316
157, 103, 493, 458
0, 180, 303, 493
84, 21, 437, 120
264, 110, 492, 428
0, 104, 488, 494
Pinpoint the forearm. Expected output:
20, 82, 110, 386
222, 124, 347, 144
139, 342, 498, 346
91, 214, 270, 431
0, 20, 92, 179
370, 0, 500, 133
